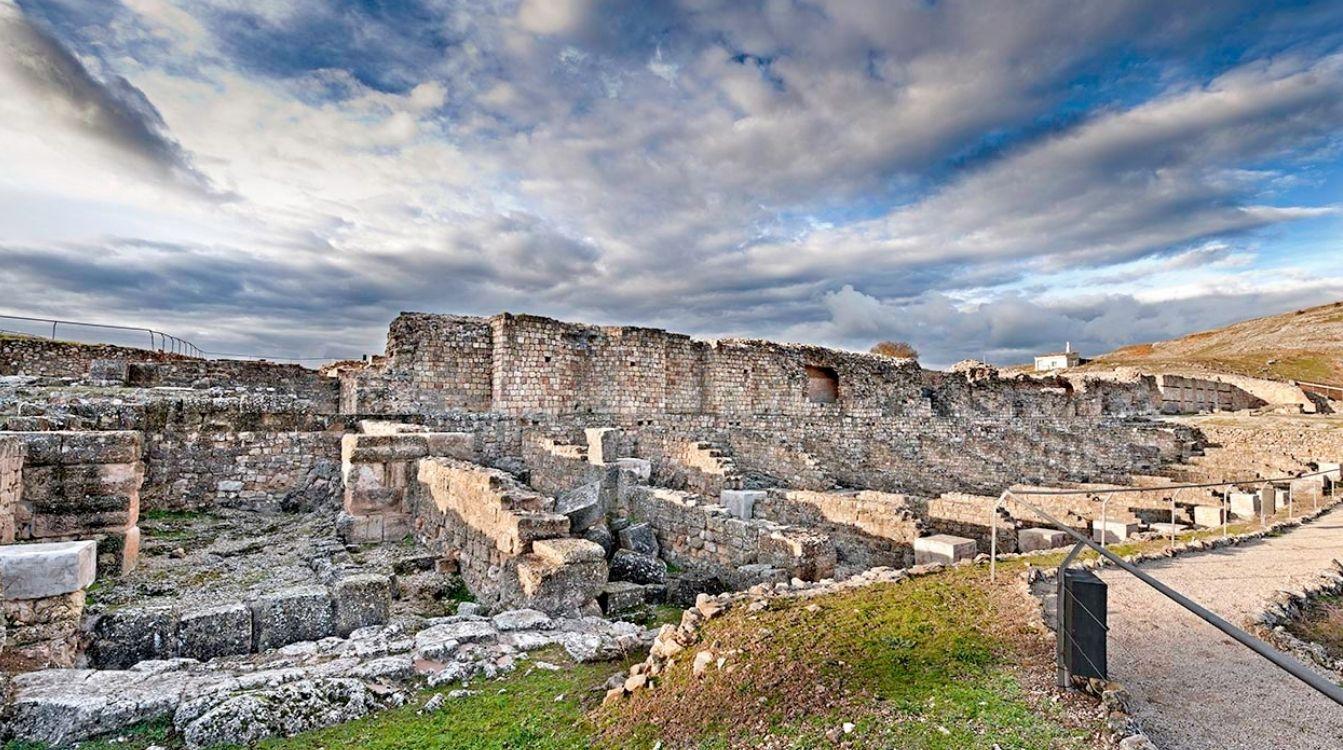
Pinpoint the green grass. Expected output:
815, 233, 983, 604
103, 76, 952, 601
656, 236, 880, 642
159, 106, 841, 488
261, 652, 634, 750
3, 718, 173, 750
604, 566, 1095, 749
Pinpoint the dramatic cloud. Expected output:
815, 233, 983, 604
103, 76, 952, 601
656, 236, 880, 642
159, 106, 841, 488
0, 0, 1340, 364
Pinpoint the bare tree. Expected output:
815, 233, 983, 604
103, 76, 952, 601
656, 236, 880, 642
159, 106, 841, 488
870, 340, 919, 359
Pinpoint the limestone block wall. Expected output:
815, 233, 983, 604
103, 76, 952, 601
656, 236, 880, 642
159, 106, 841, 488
126, 360, 337, 407
520, 433, 603, 496
341, 314, 494, 414
651, 440, 743, 496
915, 494, 1018, 553
3, 431, 143, 574
753, 489, 923, 568
0, 435, 22, 544
621, 485, 836, 583
137, 399, 345, 512
342, 311, 932, 419
341, 424, 473, 542
1, 591, 84, 671
0, 337, 179, 379
1183, 417, 1343, 468
0, 337, 335, 405
413, 458, 577, 609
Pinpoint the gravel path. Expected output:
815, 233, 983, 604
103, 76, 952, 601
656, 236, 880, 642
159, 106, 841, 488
1093, 509, 1343, 750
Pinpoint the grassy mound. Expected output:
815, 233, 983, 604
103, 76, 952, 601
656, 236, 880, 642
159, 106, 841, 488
598, 567, 1101, 749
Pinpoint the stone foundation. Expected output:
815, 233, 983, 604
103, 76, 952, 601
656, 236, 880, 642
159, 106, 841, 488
2, 431, 143, 574
0, 436, 22, 544
413, 458, 605, 614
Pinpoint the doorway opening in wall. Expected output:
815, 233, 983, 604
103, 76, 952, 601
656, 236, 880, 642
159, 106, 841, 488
805, 365, 839, 403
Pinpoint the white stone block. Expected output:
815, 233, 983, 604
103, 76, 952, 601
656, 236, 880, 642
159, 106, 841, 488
913, 534, 977, 565
614, 458, 651, 482
1228, 491, 1261, 519
721, 490, 766, 520
1091, 519, 1139, 544
0, 540, 97, 600
1192, 505, 1226, 528
1017, 527, 1070, 553
1149, 522, 1187, 535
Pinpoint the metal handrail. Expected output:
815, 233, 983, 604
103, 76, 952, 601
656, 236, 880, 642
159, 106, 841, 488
988, 468, 1343, 707
0, 313, 202, 357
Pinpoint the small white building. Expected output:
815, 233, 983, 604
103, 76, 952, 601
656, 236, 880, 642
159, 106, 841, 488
1034, 342, 1081, 372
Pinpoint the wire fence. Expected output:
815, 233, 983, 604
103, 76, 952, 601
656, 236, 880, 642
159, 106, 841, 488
0, 312, 363, 364
987, 466, 1343, 712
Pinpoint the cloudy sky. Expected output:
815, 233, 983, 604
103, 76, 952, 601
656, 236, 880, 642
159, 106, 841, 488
2, 0, 1341, 367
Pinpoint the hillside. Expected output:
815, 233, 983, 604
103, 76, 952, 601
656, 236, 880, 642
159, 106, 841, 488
1080, 300, 1343, 385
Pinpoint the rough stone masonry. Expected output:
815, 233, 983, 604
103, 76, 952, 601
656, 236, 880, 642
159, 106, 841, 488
0, 311, 1333, 747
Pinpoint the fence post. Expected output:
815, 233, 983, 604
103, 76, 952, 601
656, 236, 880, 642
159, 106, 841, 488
990, 490, 1010, 582
1169, 496, 1176, 548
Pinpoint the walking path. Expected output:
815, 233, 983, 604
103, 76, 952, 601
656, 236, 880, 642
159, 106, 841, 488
1095, 508, 1343, 749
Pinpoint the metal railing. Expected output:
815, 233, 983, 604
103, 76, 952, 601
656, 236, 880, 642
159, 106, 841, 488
987, 467, 1343, 707
0, 313, 203, 357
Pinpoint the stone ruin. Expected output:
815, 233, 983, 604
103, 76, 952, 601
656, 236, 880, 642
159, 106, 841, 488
0, 312, 1339, 746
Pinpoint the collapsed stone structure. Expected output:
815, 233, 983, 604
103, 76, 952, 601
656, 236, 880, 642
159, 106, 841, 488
0, 313, 1338, 746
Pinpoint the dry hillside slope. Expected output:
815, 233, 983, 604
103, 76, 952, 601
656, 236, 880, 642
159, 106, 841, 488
1080, 300, 1343, 385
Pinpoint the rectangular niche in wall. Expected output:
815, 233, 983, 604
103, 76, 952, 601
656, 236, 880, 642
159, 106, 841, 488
805, 365, 839, 404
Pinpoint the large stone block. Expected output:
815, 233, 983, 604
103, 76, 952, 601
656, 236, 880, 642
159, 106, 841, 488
584, 427, 623, 465
332, 574, 391, 637
598, 581, 645, 615
760, 528, 837, 580
616, 522, 659, 556
1228, 491, 1262, 519
609, 549, 667, 585
89, 606, 176, 668
913, 534, 977, 565
250, 586, 334, 651
0, 540, 97, 600
721, 490, 765, 521
177, 603, 253, 661
1192, 505, 1227, 528
1017, 528, 1071, 553
555, 482, 604, 533
513, 552, 608, 616
1091, 519, 1140, 544
531, 537, 606, 566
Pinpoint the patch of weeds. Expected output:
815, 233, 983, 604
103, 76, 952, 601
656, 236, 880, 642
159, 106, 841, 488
260, 650, 636, 750
1288, 593, 1343, 660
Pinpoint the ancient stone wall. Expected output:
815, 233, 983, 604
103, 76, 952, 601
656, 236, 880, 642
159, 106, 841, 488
0, 337, 335, 407
340, 423, 474, 542
519, 433, 603, 496
753, 489, 923, 568
0, 394, 347, 513
126, 360, 337, 406
0, 435, 22, 544
1183, 416, 1343, 468
341, 314, 494, 414
413, 458, 605, 613
344, 312, 930, 419
2, 431, 143, 574
915, 494, 1018, 553
651, 440, 743, 496
0, 337, 179, 379
621, 485, 836, 584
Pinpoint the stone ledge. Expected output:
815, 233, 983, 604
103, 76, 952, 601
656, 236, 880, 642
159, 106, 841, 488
0, 540, 97, 600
